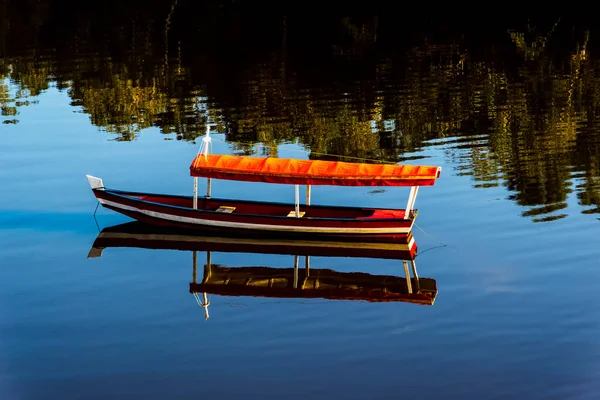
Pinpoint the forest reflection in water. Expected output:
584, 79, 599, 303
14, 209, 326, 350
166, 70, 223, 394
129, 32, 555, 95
2, 4, 600, 222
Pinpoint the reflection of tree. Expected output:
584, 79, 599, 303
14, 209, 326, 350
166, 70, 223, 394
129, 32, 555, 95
2, 5, 600, 221
509, 19, 560, 61
0, 59, 41, 125
71, 77, 167, 140
377, 28, 594, 221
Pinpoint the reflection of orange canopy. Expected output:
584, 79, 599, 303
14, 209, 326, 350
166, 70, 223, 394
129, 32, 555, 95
190, 154, 442, 186
189, 265, 437, 304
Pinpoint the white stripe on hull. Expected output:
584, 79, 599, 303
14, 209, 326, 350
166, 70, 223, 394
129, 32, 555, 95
99, 198, 413, 234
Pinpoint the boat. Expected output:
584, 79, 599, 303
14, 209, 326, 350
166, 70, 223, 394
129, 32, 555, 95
89, 222, 437, 320
86, 127, 442, 242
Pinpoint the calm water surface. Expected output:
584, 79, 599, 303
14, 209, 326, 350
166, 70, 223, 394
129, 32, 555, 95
1, 6, 600, 399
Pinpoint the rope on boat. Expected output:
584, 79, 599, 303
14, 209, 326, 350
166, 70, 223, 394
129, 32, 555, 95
92, 214, 101, 233
414, 244, 448, 258
414, 222, 447, 248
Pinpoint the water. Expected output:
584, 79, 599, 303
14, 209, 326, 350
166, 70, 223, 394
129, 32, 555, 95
2, 6, 600, 399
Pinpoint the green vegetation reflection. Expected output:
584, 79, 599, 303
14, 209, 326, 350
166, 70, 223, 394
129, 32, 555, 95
1, 5, 600, 222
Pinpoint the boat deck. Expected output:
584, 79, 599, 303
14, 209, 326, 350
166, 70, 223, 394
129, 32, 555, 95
116, 191, 412, 221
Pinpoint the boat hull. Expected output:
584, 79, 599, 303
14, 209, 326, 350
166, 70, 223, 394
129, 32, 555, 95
92, 188, 416, 242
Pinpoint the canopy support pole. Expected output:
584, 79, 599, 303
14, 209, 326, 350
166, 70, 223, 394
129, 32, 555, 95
193, 177, 198, 210
202, 293, 210, 320
411, 259, 419, 280
294, 184, 300, 217
192, 250, 210, 320
411, 260, 420, 291
192, 250, 197, 284
306, 185, 311, 206
293, 255, 299, 289
203, 252, 212, 319
202, 251, 212, 283
404, 186, 419, 219
403, 260, 413, 294
206, 178, 211, 198
305, 255, 310, 276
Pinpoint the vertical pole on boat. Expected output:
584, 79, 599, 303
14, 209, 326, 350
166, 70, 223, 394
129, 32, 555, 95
410, 259, 420, 291
203, 293, 210, 320
202, 251, 211, 320
201, 125, 213, 200
403, 260, 413, 294
202, 251, 212, 282
404, 186, 419, 219
306, 185, 311, 206
294, 184, 300, 217
410, 259, 419, 280
201, 125, 212, 157
192, 250, 197, 284
293, 255, 299, 289
193, 177, 198, 210
305, 255, 310, 277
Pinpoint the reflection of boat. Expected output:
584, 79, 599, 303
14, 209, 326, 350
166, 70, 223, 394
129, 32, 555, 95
86, 128, 441, 242
191, 251, 436, 320
89, 222, 417, 259
89, 222, 437, 320
191, 262, 437, 305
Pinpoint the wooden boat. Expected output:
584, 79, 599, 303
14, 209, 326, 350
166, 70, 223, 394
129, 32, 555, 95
89, 222, 437, 319
86, 128, 441, 241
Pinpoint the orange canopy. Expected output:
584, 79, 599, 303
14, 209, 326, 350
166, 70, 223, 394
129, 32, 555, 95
190, 154, 442, 186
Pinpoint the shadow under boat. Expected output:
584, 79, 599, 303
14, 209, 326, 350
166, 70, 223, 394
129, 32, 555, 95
89, 222, 438, 319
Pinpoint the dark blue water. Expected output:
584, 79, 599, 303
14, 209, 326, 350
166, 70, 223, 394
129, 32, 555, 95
2, 10, 600, 399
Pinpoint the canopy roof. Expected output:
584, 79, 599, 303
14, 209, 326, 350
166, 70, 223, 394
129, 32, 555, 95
190, 154, 442, 186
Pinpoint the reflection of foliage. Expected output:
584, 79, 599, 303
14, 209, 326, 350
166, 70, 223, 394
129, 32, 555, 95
69, 67, 170, 140
509, 19, 560, 60
332, 17, 378, 57
379, 29, 597, 222
2, 6, 600, 222
0, 59, 40, 125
